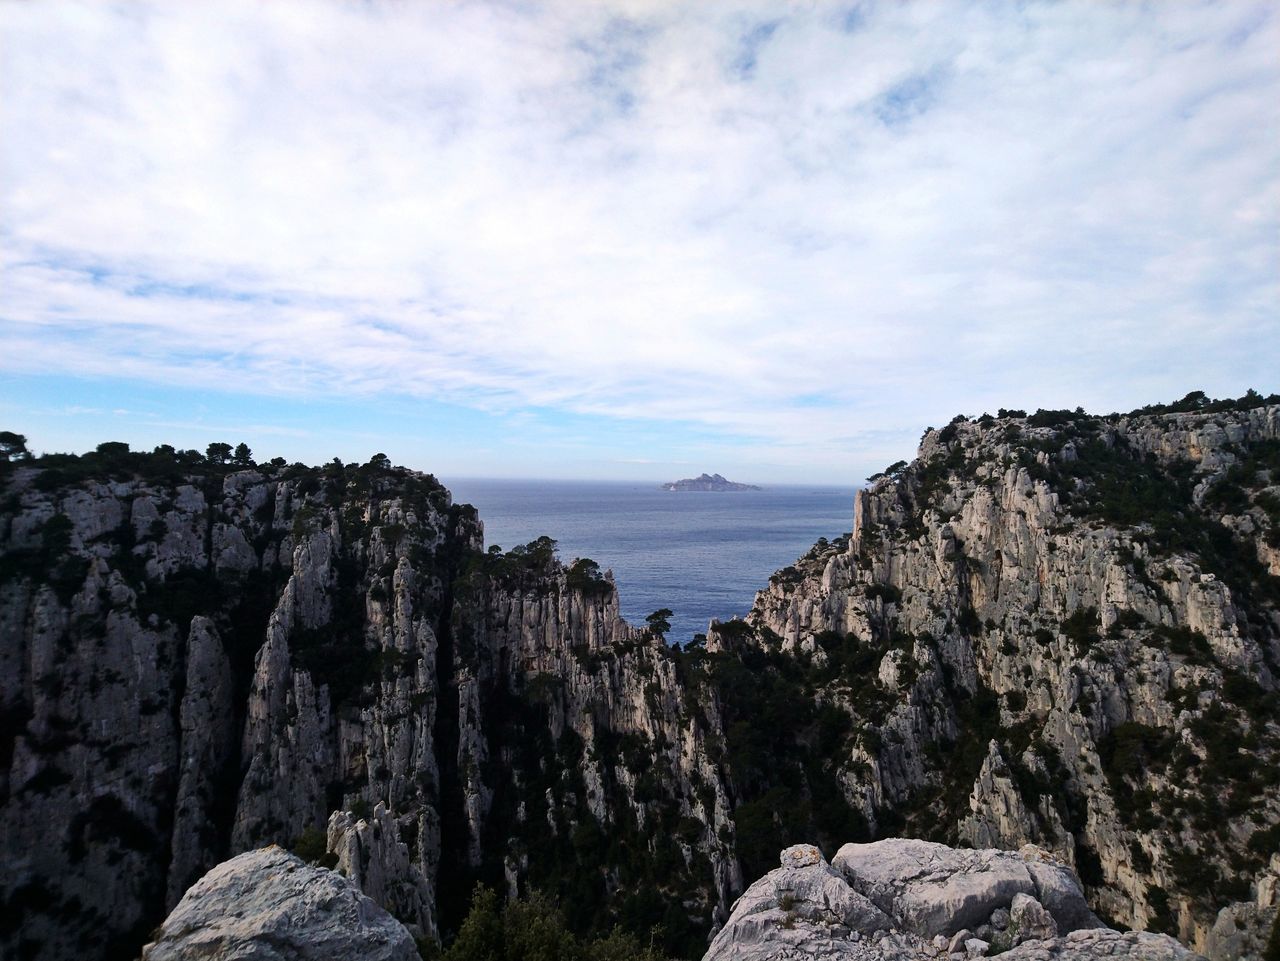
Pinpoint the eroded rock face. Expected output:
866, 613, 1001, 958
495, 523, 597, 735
704, 844, 891, 961
0, 459, 735, 961
705, 843, 1199, 961
5, 400, 1279, 961
142, 846, 418, 961
328, 803, 436, 938
833, 839, 1098, 939
737, 403, 1280, 947
1204, 852, 1280, 961
1000, 929, 1202, 961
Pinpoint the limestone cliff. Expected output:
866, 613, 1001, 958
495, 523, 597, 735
4, 393, 1279, 961
730, 397, 1280, 952
0, 453, 733, 961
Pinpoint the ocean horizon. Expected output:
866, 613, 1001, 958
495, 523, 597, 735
443, 477, 858, 642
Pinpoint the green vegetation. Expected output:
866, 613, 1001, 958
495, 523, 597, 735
1124, 388, 1279, 419
460, 536, 561, 590
703, 631, 869, 882
1097, 723, 1172, 825
565, 558, 613, 597
290, 826, 338, 869
431, 886, 675, 961
0, 431, 30, 463
0, 512, 91, 603
1061, 607, 1100, 655
645, 608, 673, 640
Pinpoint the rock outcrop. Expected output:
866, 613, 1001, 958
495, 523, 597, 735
4, 393, 1279, 961
728, 398, 1280, 952
142, 845, 418, 961
663, 473, 762, 492
1204, 853, 1280, 961
0, 455, 733, 961
705, 842, 1197, 961
832, 838, 1100, 937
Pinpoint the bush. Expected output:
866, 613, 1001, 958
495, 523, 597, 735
445, 886, 505, 961
440, 887, 677, 961
1061, 607, 1100, 654
566, 558, 612, 597
291, 825, 336, 868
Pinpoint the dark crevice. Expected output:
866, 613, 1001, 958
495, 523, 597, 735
431, 511, 472, 941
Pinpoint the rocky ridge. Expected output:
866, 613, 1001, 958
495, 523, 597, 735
704, 841, 1194, 961
0, 451, 734, 960
724, 397, 1280, 952
4, 393, 1280, 961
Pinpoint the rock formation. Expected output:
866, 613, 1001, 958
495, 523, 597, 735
3, 391, 1278, 961
662, 473, 762, 491
724, 397, 1280, 953
0, 455, 733, 960
142, 845, 419, 961
705, 841, 1195, 961
1204, 853, 1280, 961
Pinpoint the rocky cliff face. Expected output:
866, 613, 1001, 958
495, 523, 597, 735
0, 453, 734, 961
4, 394, 1279, 961
703, 840, 1194, 961
730, 399, 1280, 952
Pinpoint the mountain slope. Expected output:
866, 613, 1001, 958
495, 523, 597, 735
0, 450, 734, 961
725, 395, 1280, 947
3, 392, 1279, 961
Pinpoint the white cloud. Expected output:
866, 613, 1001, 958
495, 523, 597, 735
1, 0, 1277, 476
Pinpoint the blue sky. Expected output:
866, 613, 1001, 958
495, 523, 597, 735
2, 1, 1277, 483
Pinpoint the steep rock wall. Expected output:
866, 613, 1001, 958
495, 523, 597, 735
735, 403, 1280, 949
0, 457, 736, 961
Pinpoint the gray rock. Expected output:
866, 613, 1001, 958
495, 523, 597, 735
951, 930, 975, 953
166, 617, 236, 907
1206, 901, 1279, 961
1024, 859, 1103, 932
835, 838, 1037, 936
142, 846, 418, 960
328, 803, 437, 939
704, 845, 894, 961
1000, 929, 1200, 961
748, 405, 1280, 941
1010, 892, 1059, 943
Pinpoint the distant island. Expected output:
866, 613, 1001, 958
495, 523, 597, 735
661, 472, 761, 492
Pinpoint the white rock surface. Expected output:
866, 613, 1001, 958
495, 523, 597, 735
142, 846, 418, 961
833, 839, 1091, 937
704, 844, 892, 961
328, 803, 437, 939
705, 843, 1204, 961
1001, 929, 1202, 961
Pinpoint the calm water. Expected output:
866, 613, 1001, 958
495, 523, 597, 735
443, 478, 856, 643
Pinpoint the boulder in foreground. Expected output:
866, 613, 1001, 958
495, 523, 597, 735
704, 840, 1201, 961
142, 845, 418, 961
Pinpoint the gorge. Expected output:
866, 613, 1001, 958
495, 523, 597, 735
2, 391, 1279, 961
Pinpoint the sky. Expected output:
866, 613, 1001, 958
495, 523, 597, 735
1, 1, 1277, 484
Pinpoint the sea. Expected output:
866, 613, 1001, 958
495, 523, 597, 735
442, 478, 857, 643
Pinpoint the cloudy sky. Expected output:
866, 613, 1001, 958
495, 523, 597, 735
1, 1, 1277, 484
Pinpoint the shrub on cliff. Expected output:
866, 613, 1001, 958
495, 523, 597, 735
439, 886, 674, 961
